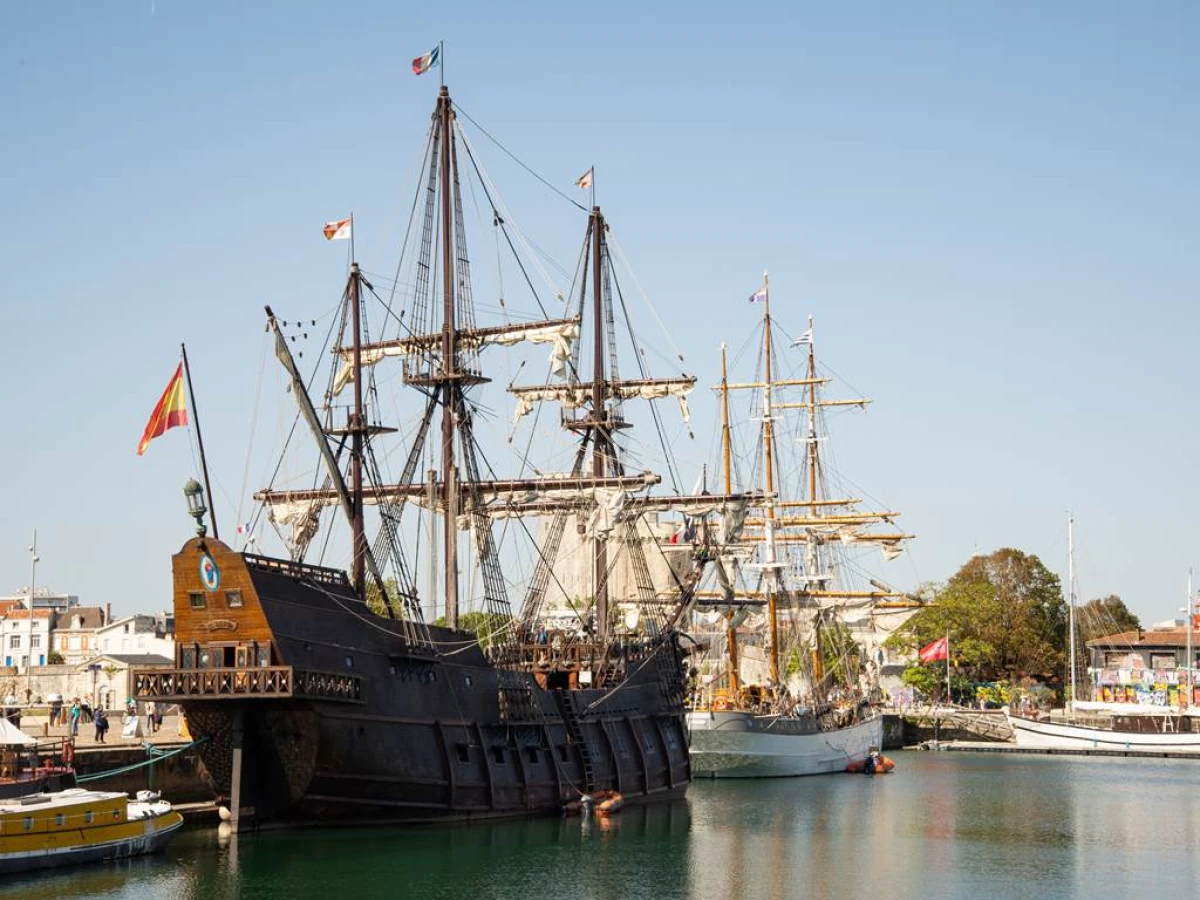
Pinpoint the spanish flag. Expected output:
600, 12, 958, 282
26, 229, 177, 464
137, 363, 188, 456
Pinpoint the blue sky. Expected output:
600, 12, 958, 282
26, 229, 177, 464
1, 1, 1197, 624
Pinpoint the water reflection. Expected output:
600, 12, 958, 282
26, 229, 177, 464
4, 754, 1200, 900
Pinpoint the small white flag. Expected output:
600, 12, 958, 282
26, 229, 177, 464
323, 217, 352, 241
575, 167, 593, 190
793, 328, 813, 345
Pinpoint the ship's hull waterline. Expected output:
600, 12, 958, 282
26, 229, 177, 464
687, 710, 882, 777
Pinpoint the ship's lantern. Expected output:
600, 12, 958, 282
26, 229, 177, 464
183, 478, 208, 537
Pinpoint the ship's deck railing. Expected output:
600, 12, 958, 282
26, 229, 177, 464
131, 666, 364, 704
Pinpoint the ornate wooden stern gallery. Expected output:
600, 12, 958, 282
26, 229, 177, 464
135, 84, 759, 829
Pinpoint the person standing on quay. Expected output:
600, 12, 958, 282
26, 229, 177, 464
94, 707, 109, 743
68, 698, 81, 739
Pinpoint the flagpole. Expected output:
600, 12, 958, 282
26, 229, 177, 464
181, 342, 219, 540
439, 40, 444, 88
349, 211, 355, 266
590, 164, 595, 209
946, 631, 951, 705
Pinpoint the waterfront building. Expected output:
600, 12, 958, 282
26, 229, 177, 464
1086, 620, 1200, 707
49, 607, 108, 665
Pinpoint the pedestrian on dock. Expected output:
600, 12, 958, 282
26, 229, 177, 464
94, 707, 109, 743
68, 698, 81, 738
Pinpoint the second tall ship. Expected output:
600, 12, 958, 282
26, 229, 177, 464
687, 280, 916, 777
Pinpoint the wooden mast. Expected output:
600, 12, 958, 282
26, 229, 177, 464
591, 206, 609, 643
803, 316, 824, 686
349, 263, 367, 599
761, 274, 781, 687
720, 342, 739, 696
438, 85, 460, 629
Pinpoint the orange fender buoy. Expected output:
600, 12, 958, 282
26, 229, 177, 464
596, 792, 624, 815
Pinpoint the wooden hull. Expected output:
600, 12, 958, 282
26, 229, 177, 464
145, 540, 691, 827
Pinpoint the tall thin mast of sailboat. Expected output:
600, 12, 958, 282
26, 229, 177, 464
1067, 511, 1076, 714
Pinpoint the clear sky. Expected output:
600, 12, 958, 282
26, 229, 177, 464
1, 1, 1197, 625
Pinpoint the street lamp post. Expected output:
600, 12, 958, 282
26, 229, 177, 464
26, 530, 39, 703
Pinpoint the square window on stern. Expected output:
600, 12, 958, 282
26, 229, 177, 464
189, 592, 206, 609
225, 590, 244, 608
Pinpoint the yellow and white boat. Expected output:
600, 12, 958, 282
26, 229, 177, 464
0, 788, 183, 875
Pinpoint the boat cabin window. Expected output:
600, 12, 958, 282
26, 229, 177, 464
545, 671, 570, 691
55, 813, 65, 826
456, 743, 470, 763
84, 811, 94, 824
23, 817, 33, 831
257, 644, 271, 667
198, 648, 213, 669
225, 590, 244, 608
490, 746, 505, 765
189, 592, 206, 609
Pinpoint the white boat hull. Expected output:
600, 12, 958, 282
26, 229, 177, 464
1005, 710, 1200, 751
687, 710, 883, 777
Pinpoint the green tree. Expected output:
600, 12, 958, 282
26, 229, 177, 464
47, 651, 65, 665
886, 548, 1067, 689
1076, 594, 1141, 643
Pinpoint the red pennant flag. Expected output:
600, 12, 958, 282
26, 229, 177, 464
919, 636, 949, 664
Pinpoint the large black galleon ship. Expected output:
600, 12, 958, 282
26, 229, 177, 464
135, 83, 757, 829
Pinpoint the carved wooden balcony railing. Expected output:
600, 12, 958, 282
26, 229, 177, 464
132, 666, 364, 704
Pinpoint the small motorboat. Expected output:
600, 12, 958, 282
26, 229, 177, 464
563, 790, 625, 816
846, 752, 895, 774
0, 788, 183, 875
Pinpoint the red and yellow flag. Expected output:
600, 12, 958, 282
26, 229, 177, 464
137, 362, 188, 456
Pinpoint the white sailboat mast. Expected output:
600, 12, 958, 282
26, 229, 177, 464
804, 316, 820, 592
1067, 511, 1076, 713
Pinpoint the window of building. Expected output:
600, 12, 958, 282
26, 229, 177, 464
69, 637, 81, 651
30, 635, 40, 649
10, 636, 20, 650
138, 636, 145, 648
1151, 653, 1176, 670
189, 592, 206, 609
225, 590, 244, 608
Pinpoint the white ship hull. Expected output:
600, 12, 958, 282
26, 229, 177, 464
1005, 710, 1200, 751
687, 710, 883, 777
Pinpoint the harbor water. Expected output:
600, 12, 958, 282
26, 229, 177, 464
3, 751, 1197, 899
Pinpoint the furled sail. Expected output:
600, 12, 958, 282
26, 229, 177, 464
332, 317, 581, 395
510, 376, 696, 423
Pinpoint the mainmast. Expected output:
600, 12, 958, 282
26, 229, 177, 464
1067, 511, 1076, 714
590, 206, 611, 643
720, 343, 740, 695
760, 274, 782, 687
437, 85, 460, 629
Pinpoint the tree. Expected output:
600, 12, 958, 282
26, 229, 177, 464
1076, 594, 1141, 643
886, 548, 1067, 689
47, 651, 65, 665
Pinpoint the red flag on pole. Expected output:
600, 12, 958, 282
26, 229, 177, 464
919, 636, 949, 664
